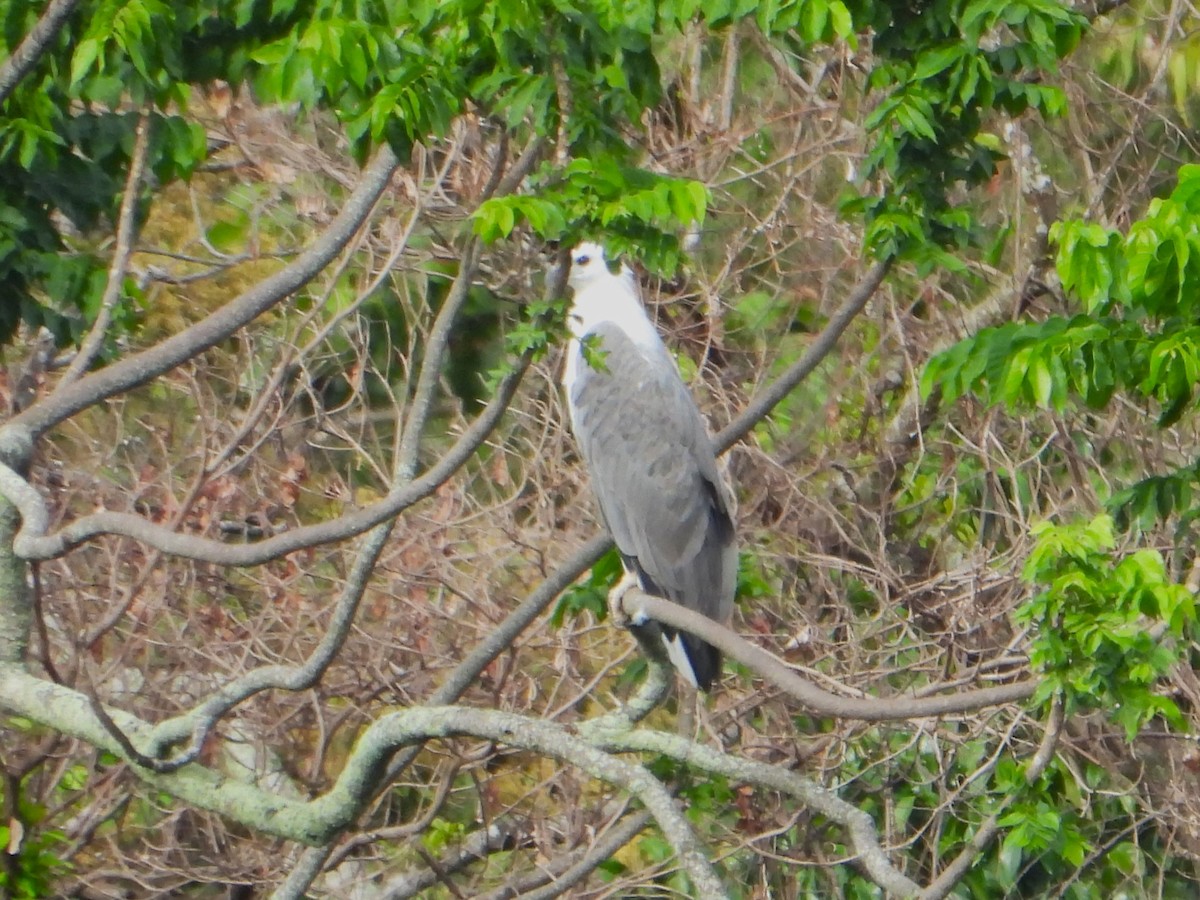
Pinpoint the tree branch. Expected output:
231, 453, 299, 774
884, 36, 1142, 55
378, 820, 525, 899
582, 718, 920, 898
57, 110, 152, 388
311, 706, 727, 898
718, 257, 892, 450
0, 357, 527, 564
2, 142, 401, 439
0, 669, 728, 894
475, 809, 653, 900
621, 591, 1036, 720
0, 0, 81, 105
919, 695, 1065, 900
142, 228, 494, 764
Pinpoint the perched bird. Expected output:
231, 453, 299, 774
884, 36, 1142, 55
562, 241, 737, 691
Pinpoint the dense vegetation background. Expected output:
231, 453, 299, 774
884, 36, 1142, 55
3, 0, 1200, 896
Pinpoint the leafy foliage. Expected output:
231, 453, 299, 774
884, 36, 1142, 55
843, 0, 1085, 261
1020, 515, 1194, 737
926, 166, 1200, 532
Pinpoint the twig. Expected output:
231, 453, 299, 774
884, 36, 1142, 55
718, 257, 892, 450
583, 717, 921, 897
57, 111, 152, 387
30, 562, 62, 684
82, 676, 179, 774
0, 359, 528, 564
475, 809, 652, 900
378, 821, 525, 900
919, 695, 1066, 900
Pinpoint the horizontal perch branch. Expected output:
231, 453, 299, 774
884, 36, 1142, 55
622, 590, 1037, 720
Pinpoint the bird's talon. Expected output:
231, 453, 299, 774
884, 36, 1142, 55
607, 572, 641, 627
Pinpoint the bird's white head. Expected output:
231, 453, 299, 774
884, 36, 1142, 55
562, 240, 657, 347
567, 242, 614, 292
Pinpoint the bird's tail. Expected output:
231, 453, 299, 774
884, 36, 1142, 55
663, 629, 722, 692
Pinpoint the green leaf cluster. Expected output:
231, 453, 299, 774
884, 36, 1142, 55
844, 0, 1085, 261
927, 166, 1200, 535
0, 783, 69, 900
550, 547, 623, 627
474, 156, 708, 274
1019, 515, 1194, 738
928, 166, 1200, 421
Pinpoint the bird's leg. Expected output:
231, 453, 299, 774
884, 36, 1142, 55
607, 570, 642, 627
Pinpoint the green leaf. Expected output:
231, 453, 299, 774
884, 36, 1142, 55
914, 44, 964, 80
70, 37, 103, 87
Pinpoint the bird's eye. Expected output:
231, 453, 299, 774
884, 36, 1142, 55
575, 254, 590, 266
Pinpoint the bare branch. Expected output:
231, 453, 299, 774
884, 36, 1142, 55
2, 143, 401, 439
396, 237, 482, 480
582, 719, 921, 898
0, 667, 726, 893
0, 358, 527, 563
718, 257, 892, 450
378, 821, 525, 900
622, 590, 1036, 720
313, 706, 728, 898
0, 498, 30, 666
473, 810, 653, 900
0, 0, 81, 104
919, 695, 1065, 900
143, 246, 493, 762
57, 111, 153, 388
142, 518, 395, 765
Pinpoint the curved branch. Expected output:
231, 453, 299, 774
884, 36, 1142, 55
143, 519, 395, 763
0, 357, 527, 563
582, 719, 920, 898
718, 257, 892, 451
143, 230, 492, 762
0, 252, 887, 568
919, 695, 1065, 900
0, 0, 81, 105
311, 706, 727, 898
0, 668, 724, 894
0, 659, 941, 898
2, 143, 401, 440
622, 591, 1036, 720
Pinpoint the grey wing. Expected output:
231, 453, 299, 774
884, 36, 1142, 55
568, 323, 736, 624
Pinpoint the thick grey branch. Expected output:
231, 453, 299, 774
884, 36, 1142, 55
0, 499, 31, 665
312, 706, 726, 898
0, 0, 81, 104
622, 591, 1036, 720
582, 719, 920, 898
0, 669, 725, 894
3, 143, 400, 439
